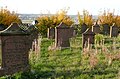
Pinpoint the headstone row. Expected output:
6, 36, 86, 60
94, 23, 119, 37
49, 22, 119, 50
82, 23, 119, 37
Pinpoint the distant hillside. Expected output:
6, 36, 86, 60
18, 14, 98, 24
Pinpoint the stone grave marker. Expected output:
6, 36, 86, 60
81, 23, 88, 33
55, 22, 74, 49
82, 28, 95, 48
102, 23, 110, 35
70, 24, 79, 36
92, 22, 100, 34
47, 27, 55, 39
110, 23, 119, 37
0, 22, 31, 76
26, 25, 40, 53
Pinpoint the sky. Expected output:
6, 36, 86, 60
0, 0, 120, 15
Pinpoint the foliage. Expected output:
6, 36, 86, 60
56, 8, 74, 26
95, 34, 104, 43
114, 16, 120, 27
36, 9, 74, 37
36, 15, 53, 37
78, 10, 93, 27
98, 10, 118, 26
0, 7, 22, 27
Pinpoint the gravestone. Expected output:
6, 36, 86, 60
27, 25, 39, 53
7, 22, 21, 31
0, 22, 31, 76
92, 23, 100, 34
81, 23, 88, 33
70, 24, 79, 36
82, 28, 95, 48
102, 23, 110, 35
55, 22, 74, 48
47, 27, 55, 39
110, 23, 119, 37
20, 23, 40, 59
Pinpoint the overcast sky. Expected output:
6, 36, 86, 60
0, 0, 120, 15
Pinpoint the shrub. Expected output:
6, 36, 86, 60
36, 16, 53, 37
78, 10, 93, 27
36, 9, 74, 37
0, 7, 22, 27
98, 10, 118, 26
95, 34, 104, 42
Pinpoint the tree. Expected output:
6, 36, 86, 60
0, 7, 22, 27
36, 8, 74, 36
78, 10, 93, 27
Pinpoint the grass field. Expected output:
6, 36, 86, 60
1, 36, 120, 79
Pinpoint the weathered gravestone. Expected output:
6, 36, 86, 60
28, 25, 40, 53
102, 23, 110, 35
20, 23, 40, 52
81, 23, 88, 34
92, 22, 100, 34
55, 22, 74, 49
20, 23, 40, 54
70, 24, 79, 36
110, 23, 119, 37
0, 22, 31, 76
82, 28, 95, 48
47, 27, 55, 39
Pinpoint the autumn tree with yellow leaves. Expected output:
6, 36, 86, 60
0, 7, 22, 27
78, 10, 93, 27
98, 10, 120, 33
36, 9, 74, 36
98, 10, 118, 26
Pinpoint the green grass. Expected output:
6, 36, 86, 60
1, 36, 120, 79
